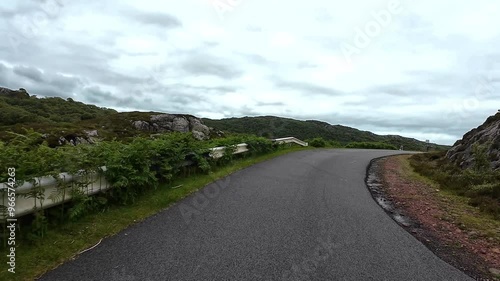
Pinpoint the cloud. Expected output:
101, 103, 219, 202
13, 65, 44, 82
239, 53, 273, 66
272, 78, 344, 97
131, 10, 182, 28
256, 101, 285, 106
1, 0, 499, 145
179, 53, 243, 79
82, 86, 145, 109
49, 74, 82, 92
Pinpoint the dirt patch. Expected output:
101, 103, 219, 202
367, 156, 500, 281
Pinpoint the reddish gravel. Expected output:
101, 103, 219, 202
379, 156, 500, 280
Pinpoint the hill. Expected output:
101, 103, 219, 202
0, 87, 213, 145
1, 86, 448, 151
0, 87, 117, 125
446, 111, 500, 170
203, 116, 449, 151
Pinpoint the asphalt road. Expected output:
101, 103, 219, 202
39, 149, 472, 281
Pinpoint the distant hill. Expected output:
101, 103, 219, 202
0, 86, 448, 151
0, 87, 117, 125
203, 116, 449, 151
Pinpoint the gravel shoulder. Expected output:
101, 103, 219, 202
373, 155, 500, 280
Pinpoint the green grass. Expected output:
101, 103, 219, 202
397, 155, 500, 242
410, 152, 500, 218
0, 145, 312, 280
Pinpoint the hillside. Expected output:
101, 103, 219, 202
1, 86, 447, 151
0, 87, 117, 125
446, 111, 500, 170
203, 116, 449, 151
0, 87, 213, 145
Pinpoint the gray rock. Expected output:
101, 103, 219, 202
446, 112, 500, 170
58, 136, 67, 146
84, 130, 99, 137
150, 114, 175, 131
0, 87, 30, 98
189, 117, 210, 135
131, 114, 214, 140
172, 117, 190, 132
192, 130, 207, 140
132, 120, 151, 131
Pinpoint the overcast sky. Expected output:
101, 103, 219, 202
1, 0, 499, 145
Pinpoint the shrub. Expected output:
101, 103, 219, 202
328, 140, 342, 148
409, 152, 500, 218
308, 137, 327, 147
345, 142, 397, 150
245, 136, 277, 155
0, 131, 288, 245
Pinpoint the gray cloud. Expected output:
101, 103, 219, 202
49, 74, 82, 92
0, 62, 7, 75
131, 11, 182, 28
180, 54, 243, 79
0, 63, 84, 98
256, 101, 285, 106
239, 53, 273, 66
272, 77, 343, 97
1, 0, 499, 145
83, 86, 144, 108
13, 65, 44, 82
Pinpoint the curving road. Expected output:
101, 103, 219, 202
40, 149, 472, 281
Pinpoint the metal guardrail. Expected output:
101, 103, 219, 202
0, 137, 308, 219
273, 137, 309, 147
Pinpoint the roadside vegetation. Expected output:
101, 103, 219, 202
345, 141, 398, 150
0, 131, 284, 244
384, 155, 500, 279
306, 137, 398, 150
0, 130, 312, 280
409, 145, 500, 219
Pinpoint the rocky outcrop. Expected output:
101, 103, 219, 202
132, 114, 211, 140
446, 111, 500, 170
0, 87, 30, 98
54, 130, 100, 146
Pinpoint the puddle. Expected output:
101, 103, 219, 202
366, 158, 413, 228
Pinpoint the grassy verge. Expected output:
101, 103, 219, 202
398, 154, 500, 242
0, 145, 312, 280
409, 151, 500, 218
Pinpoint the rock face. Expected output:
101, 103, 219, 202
446, 111, 500, 170
55, 130, 100, 146
0, 87, 30, 98
132, 114, 211, 140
